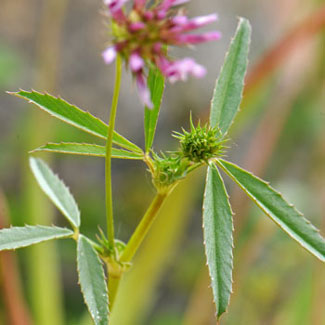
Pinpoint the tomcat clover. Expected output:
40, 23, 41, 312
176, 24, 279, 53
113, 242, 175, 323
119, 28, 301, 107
3, 8, 325, 325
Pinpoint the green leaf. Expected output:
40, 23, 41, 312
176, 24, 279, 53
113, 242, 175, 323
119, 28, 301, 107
33, 142, 144, 160
11, 90, 142, 153
144, 67, 165, 152
0, 226, 73, 251
30, 157, 80, 228
217, 158, 325, 262
77, 235, 109, 325
203, 164, 234, 318
210, 18, 251, 135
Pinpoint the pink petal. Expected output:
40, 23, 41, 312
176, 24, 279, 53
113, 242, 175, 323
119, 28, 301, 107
190, 62, 206, 78
164, 58, 206, 83
102, 46, 117, 64
175, 31, 221, 44
172, 0, 190, 6
104, 0, 129, 13
129, 52, 145, 72
158, 0, 173, 10
134, 0, 146, 10
155, 55, 172, 75
158, 0, 189, 12
143, 11, 154, 21
171, 14, 217, 34
129, 22, 146, 32
157, 10, 167, 20
153, 42, 163, 54
136, 73, 153, 108
191, 14, 218, 26
111, 9, 127, 23
200, 31, 222, 41
184, 14, 218, 30
172, 15, 189, 26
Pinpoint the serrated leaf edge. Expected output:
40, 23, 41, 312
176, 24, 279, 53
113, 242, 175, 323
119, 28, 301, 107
10, 90, 142, 153
0, 225, 74, 251
77, 235, 109, 325
202, 164, 234, 319
210, 17, 251, 136
30, 157, 81, 229
32, 142, 144, 160
216, 158, 325, 262
12, 89, 108, 138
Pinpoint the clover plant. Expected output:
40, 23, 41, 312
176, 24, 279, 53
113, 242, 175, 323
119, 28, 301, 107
2, 1, 324, 324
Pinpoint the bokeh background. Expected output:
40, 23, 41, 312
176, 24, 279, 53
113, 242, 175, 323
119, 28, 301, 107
0, 0, 324, 324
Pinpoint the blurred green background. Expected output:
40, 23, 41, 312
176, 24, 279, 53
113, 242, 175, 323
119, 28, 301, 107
0, 0, 324, 324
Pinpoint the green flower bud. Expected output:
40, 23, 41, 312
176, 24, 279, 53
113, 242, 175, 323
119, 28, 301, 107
151, 152, 189, 191
174, 118, 227, 163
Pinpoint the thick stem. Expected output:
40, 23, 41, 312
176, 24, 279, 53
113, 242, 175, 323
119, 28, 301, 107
120, 192, 169, 263
105, 55, 122, 247
108, 275, 121, 310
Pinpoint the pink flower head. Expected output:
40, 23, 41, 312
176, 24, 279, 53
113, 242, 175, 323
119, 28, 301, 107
102, 0, 220, 107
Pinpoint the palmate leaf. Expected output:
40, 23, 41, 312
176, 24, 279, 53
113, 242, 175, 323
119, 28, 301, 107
217, 158, 325, 262
210, 18, 251, 135
30, 157, 80, 228
33, 142, 144, 160
144, 67, 165, 152
77, 235, 109, 325
203, 164, 233, 318
11, 90, 142, 153
0, 226, 73, 251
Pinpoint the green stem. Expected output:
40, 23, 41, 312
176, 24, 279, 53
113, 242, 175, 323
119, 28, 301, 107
105, 55, 122, 247
108, 276, 121, 310
120, 192, 169, 262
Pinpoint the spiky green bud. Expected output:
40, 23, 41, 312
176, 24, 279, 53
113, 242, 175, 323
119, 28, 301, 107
174, 118, 227, 163
151, 152, 189, 191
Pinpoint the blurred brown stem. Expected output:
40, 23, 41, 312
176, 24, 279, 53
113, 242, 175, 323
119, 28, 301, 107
245, 4, 325, 95
0, 190, 32, 325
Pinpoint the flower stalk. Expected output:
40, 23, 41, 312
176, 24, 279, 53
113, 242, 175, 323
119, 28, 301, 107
105, 55, 123, 248
120, 191, 169, 262
107, 189, 170, 309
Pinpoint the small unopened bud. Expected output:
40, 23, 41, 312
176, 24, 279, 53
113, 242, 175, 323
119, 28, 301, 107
174, 118, 227, 163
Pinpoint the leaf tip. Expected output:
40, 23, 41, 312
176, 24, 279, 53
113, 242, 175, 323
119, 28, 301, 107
6, 90, 17, 96
237, 16, 252, 30
7, 90, 25, 98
